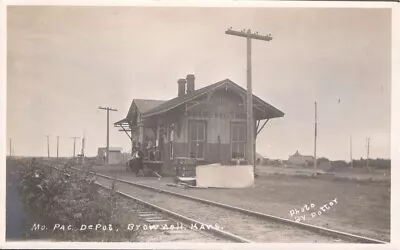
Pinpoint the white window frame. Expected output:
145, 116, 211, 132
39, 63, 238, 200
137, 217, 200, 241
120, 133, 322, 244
231, 123, 246, 160
188, 120, 207, 160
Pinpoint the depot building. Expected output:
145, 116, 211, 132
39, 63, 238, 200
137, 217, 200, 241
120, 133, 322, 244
114, 74, 284, 175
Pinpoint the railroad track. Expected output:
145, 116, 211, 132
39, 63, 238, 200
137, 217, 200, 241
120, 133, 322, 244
63, 165, 387, 244
40, 159, 387, 244
46, 163, 235, 242
95, 182, 230, 242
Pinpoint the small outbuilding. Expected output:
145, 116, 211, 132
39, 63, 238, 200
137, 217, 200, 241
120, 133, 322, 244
97, 147, 123, 165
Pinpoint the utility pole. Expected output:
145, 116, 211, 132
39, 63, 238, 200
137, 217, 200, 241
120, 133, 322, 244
313, 102, 317, 176
56, 136, 59, 159
225, 27, 272, 170
99, 106, 118, 165
366, 137, 370, 170
45, 135, 50, 158
81, 132, 86, 165
70, 137, 79, 157
9, 138, 12, 157
350, 135, 353, 168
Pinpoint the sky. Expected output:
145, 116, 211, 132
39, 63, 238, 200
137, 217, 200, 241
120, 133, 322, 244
6, 6, 391, 161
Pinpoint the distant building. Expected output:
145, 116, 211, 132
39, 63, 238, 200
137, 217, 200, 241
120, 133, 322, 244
97, 147, 123, 165
288, 150, 314, 166
317, 157, 331, 169
256, 153, 268, 165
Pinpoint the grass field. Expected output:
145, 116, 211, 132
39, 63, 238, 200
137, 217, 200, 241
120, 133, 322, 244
255, 164, 390, 182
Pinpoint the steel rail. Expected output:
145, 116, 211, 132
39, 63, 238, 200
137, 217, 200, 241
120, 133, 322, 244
95, 182, 252, 243
46, 164, 251, 243
69, 167, 388, 244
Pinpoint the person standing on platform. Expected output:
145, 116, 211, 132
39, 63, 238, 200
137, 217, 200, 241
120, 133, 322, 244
135, 148, 144, 176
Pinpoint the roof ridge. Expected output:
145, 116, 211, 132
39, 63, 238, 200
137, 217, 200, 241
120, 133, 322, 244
133, 98, 167, 102
141, 78, 284, 119
142, 79, 228, 117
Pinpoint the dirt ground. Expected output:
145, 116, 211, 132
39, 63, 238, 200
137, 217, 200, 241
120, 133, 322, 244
81, 164, 390, 242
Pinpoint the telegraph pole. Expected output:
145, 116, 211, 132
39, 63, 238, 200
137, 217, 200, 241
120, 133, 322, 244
366, 137, 370, 170
313, 102, 317, 176
99, 106, 118, 165
45, 135, 50, 158
81, 131, 86, 165
9, 138, 12, 157
70, 137, 79, 157
225, 28, 272, 169
350, 135, 353, 168
56, 136, 59, 159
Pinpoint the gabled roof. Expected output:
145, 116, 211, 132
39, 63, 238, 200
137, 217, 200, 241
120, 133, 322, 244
133, 99, 166, 114
142, 79, 284, 119
114, 99, 166, 125
256, 152, 267, 159
291, 151, 314, 158
142, 79, 226, 118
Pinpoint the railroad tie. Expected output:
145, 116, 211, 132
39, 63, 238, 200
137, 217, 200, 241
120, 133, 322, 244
144, 216, 164, 219
139, 213, 158, 217
164, 230, 190, 235
138, 211, 157, 214
145, 219, 170, 223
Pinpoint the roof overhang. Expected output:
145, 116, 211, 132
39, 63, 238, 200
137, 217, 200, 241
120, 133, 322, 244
114, 117, 129, 126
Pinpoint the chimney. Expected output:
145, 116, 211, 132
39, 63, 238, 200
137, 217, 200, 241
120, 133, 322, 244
186, 74, 195, 93
177, 78, 186, 97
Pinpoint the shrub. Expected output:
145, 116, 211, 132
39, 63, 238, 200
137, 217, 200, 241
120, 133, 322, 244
15, 159, 139, 241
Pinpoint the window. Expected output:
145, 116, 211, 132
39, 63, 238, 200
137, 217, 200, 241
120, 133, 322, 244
189, 121, 206, 159
231, 123, 246, 159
